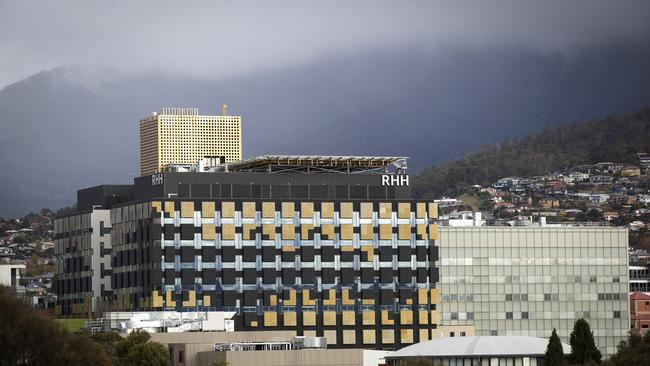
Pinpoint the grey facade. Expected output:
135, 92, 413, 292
437, 227, 629, 356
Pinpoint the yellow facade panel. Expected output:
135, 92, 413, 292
323, 311, 337, 326
222, 224, 235, 240
398, 202, 411, 219
360, 202, 373, 219
343, 330, 356, 345
303, 311, 316, 326
285, 289, 296, 305
321, 224, 334, 240
340, 202, 353, 219
221, 202, 235, 218
302, 289, 316, 306
418, 288, 428, 305
321, 202, 334, 219
282, 202, 295, 218
416, 202, 427, 219
164, 201, 175, 217
242, 202, 256, 218
431, 310, 441, 324
201, 202, 215, 218
180, 201, 194, 218
363, 330, 376, 345
282, 224, 295, 240
264, 312, 278, 327
379, 202, 392, 219
362, 311, 375, 325
262, 202, 275, 218
262, 224, 275, 240
300, 202, 314, 218
420, 329, 430, 341
418, 310, 428, 325
398, 224, 411, 240
382, 329, 395, 344
151, 201, 162, 214
203, 295, 211, 307
379, 224, 392, 240
202, 224, 215, 240
323, 289, 336, 305
340, 224, 353, 240
428, 203, 439, 219
242, 224, 256, 240
360, 224, 374, 240
342, 288, 355, 305
381, 310, 394, 325
301, 224, 314, 240
430, 288, 441, 304
284, 312, 297, 326
400, 310, 413, 325
152, 291, 163, 308
182, 290, 196, 307
401, 329, 414, 344
429, 224, 439, 241
165, 290, 176, 308
342, 311, 355, 325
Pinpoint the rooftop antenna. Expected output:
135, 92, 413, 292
222, 104, 228, 116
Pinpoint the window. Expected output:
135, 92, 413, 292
522, 312, 529, 319
460, 332, 466, 337
451, 312, 458, 320
590, 275, 597, 283
614, 311, 621, 319
506, 312, 513, 320
450, 332, 455, 337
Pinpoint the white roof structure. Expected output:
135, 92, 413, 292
388, 336, 570, 359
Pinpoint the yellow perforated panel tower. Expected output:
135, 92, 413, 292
139, 105, 242, 176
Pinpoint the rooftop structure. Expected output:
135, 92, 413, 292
220, 155, 408, 174
139, 105, 241, 176
386, 336, 570, 365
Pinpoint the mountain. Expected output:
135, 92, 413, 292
412, 107, 650, 198
1, 43, 650, 217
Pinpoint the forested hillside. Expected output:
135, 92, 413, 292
412, 107, 650, 198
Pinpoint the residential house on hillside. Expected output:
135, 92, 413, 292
590, 175, 614, 185
608, 194, 637, 206
539, 198, 560, 209
622, 165, 642, 177
638, 194, 650, 205
589, 194, 610, 204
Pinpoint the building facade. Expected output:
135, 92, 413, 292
54, 156, 631, 356
139, 106, 242, 176
57, 157, 442, 349
630, 292, 650, 333
437, 227, 629, 356
54, 209, 113, 316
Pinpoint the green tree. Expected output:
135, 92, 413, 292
120, 342, 170, 366
115, 329, 170, 366
0, 286, 111, 366
570, 318, 602, 365
545, 328, 567, 366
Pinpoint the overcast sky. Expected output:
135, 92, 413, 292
1, 0, 649, 89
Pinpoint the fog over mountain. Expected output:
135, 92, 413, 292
1, 43, 649, 217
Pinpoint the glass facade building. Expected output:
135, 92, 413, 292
437, 227, 629, 356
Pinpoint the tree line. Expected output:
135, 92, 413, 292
412, 107, 650, 198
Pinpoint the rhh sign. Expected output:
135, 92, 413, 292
382, 175, 409, 186
152, 173, 164, 186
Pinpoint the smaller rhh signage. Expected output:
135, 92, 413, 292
381, 174, 409, 186
152, 173, 164, 186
